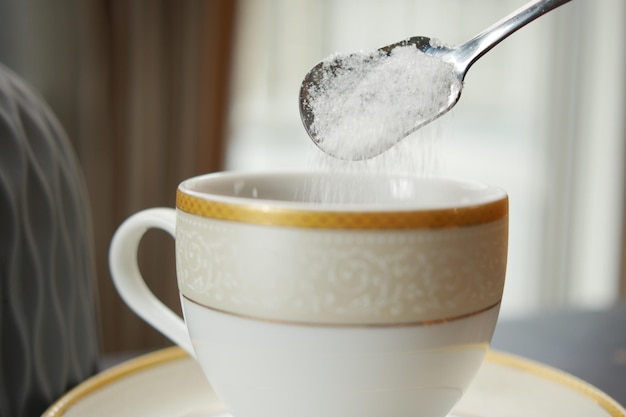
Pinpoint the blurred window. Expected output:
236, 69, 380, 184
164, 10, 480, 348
226, 0, 626, 317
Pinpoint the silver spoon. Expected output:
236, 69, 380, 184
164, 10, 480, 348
299, 0, 573, 160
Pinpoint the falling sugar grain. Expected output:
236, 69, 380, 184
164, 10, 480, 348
300, 126, 446, 205
300, 43, 453, 204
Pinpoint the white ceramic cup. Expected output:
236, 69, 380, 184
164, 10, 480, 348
109, 171, 508, 417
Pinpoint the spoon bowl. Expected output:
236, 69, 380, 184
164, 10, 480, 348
299, 0, 573, 160
299, 36, 461, 160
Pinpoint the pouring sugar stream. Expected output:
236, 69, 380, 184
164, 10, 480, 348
299, 0, 572, 160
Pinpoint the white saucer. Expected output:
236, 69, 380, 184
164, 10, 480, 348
43, 347, 625, 417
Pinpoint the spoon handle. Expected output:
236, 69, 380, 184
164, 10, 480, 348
455, 0, 572, 74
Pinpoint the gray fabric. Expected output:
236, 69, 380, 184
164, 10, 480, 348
0, 63, 100, 417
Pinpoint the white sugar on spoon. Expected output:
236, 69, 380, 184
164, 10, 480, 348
299, 0, 572, 160
302, 46, 459, 161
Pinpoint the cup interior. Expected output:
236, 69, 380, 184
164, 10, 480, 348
179, 171, 506, 210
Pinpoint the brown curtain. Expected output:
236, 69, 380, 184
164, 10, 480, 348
75, 0, 237, 353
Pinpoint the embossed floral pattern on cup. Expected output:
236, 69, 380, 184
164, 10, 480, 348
176, 211, 507, 325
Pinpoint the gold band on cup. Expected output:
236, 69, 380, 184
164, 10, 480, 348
182, 294, 501, 328
176, 189, 508, 230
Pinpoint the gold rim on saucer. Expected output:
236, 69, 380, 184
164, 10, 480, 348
485, 352, 626, 417
43, 347, 625, 417
42, 348, 186, 417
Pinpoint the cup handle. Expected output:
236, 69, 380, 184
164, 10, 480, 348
108, 207, 195, 357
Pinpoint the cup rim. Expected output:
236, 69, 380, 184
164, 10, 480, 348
176, 170, 508, 230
